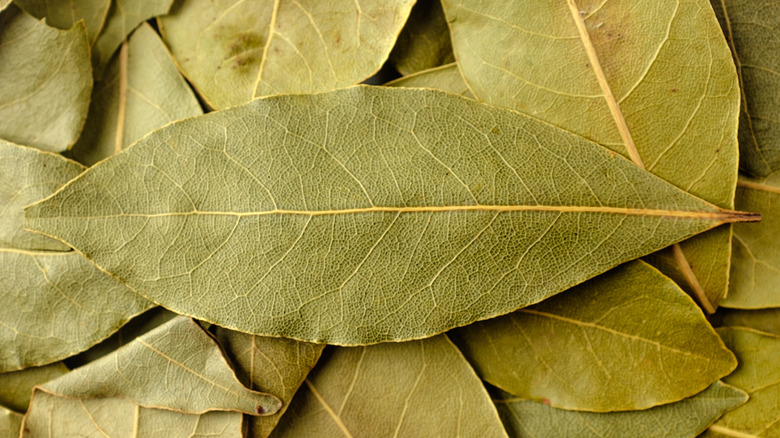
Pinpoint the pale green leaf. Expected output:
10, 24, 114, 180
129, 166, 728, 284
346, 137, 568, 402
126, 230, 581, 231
714, 308, 780, 336
389, 0, 455, 75
711, 0, 780, 176
494, 381, 747, 438
0, 362, 67, 412
451, 261, 737, 412
271, 335, 508, 438
215, 329, 324, 437
704, 328, 780, 437
0, 6, 92, 152
38, 316, 281, 416
91, 0, 174, 75
442, 0, 740, 307
0, 406, 22, 438
386, 62, 474, 98
722, 172, 780, 308
68, 23, 203, 165
158, 0, 415, 108
24, 87, 757, 345
22, 394, 242, 438
0, 140, 84, 251
13, 0, 110, 44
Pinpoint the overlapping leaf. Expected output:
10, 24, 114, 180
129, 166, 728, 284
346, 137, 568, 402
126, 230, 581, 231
386, 62, 474, 98
389, 0, 455, 75
0, 406, 22, 438
714, 308, 780, 336
13, 0, 110, 44
0, 362, 67, 412
24, 87, 757, 345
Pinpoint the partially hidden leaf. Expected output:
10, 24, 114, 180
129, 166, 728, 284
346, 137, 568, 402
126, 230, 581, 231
215, 328, 325, 437
442, 0, 740, 308
722, 172, 780, 308
704, 328, 780, 437
389, 0, 455, 75
13, 0, 110, 44
713, 308, 780, 336
158, 0, 415, 108
271, 335, 508, 437
36, 316, 281, 416
494, 381, 747, 438
68, 22, 203, 165
386, 62, 474, 98
24, 87, 758, 345
0, 362, 67, 412
450, 261, 737, 412
0, 406, 22, 438
0, 5, 92, 152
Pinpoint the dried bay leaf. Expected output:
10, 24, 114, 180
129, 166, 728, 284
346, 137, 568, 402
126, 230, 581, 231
442, 0, 740, 309
68, 23, 203, 166
0, 406, 22, 438
389, 0, 455, 75
271, 335, 508, 437
450, 261, 737, 412
158, 0, 415, 109
386, 62, 474, 98
13, 0, 110, 44
24, 87, 757, 345
0, 5, 92, 152
494, 381, 747, 438
713, 308, 780, 336
0, 362, 67, 412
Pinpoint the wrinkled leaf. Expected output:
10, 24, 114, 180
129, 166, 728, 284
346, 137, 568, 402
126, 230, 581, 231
68, 23, 203, 165
704, 328, 780, 437
272, 335, 508, 437
386, 62, 474, 98
389, 0, 455, 75
215, 328, 324, 437
713, 308, 780, 336
22, 394, 242, 438
711, 0, 780, 176
38, 316, 280, 416
494, 381, 746, 438
13, 0, 110, 44
0, 5, 92, 152
442, 0, 740, 308
0, 406, 22, 438
24, 87, 757, 345
451, 261, 737, 412
158, 0, 415, 108
0, 362, 67, 412
722, 172, 780, 308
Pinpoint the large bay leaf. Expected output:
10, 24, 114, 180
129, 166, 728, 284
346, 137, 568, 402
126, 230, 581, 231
37, 316, 280, 416
451, 261, 736, 412
215, 329, 324, 437
13, 0, 110, 44
22, 393, 242, 438
442, 0, 740, 309
0, 5, 92, 152
24, 87, 757, 345
703, 328, 780, 437
711, 0, 780, 176
158, 0, 415, 109
722, 172, 780, 308
386, 62, 474, 98
494, 381, 746, 438
68, 23, 203, 165
271, 335, 508, 437
0, 362, 67, 412
389, 0, 455, 75
713, 308, 780, 336
0, 406, 22, 438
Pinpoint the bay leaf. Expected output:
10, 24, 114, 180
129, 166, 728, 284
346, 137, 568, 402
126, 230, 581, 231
13, 0, 110, 44
68, 22, 203, 166
713, 308, 780, 336
215, 328, 325, 437
22, 393, 242, 438
0, 362, 67, 412
158, 0, 415, 109
389, 0, 455, 75
0, 140, 84, 251
450, 261, 737, 412
386, 62, 474, 98
493, 381, 747, 438
0, 0, 11, 11
0, 5, 92, 152
38, 316, 281, 416
0, 406, 22, 438
703, 328, 780, 437
271, 335, 508, 437
24, 87, 757, 345
722, 172, 780, 308
442, 0, 740, 309
711, 0, 780, 176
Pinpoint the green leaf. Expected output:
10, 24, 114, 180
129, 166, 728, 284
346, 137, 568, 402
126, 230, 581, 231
0, 362, 67, 412
451, 261, 737, 412
722, 172, 780, 308
68, 23, 203, 166
494, 381, 747, 438
36, 316, 281, 416
713, 308, 780, 336
704, 328, 780, 437
442, 0, 740, 308
215, 328, 325, 437
22, 394, 242, 438
386, 62, 474, 98
711, 0, 780, 176
271, 335, 508, 437
0, 5, 92, 152
24, 87, 757, 345
0, 406, 22, 438
13, 0, 110, 44
158, 0, 415, 108
389, 0, 455, 75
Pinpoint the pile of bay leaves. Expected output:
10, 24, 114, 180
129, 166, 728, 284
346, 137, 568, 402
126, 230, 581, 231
1, 0, 779, 436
